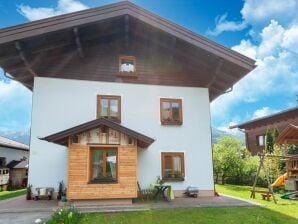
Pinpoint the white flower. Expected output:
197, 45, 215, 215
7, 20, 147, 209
35, 219, 42, 223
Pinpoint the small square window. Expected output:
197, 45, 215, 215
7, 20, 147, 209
160, 98, 183, 125
161, 152, 185, 181
257, 135, 266, 146
119, 56, 136, 73
97, 95, 121, 122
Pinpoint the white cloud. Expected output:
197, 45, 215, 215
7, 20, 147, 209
251, 107, 280, 119
241, 0, 298, 27
281, 25, 298, 54
211, 19, 298, 123
208, 0, 298, 36
206, 13, 247, 36
18, 0, 89, 21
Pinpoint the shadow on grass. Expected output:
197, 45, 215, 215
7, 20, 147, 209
78, 206, 298, 224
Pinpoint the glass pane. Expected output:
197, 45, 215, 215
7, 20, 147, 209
172, 102, 180, 122
162, 102, 171, 121
106, 150, 117, 180
173, 156, 182, 177
92, 150, 103, 179
100, 99, 109, 118
164, 156, 172, 178
120, 59, 135, 72
110, 99, 119, 118
258, 136, 264, 146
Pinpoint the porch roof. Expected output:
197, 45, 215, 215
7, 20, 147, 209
39, 118, 155, 148
275, 124, 298, 145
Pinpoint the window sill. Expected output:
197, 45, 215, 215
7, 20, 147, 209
161, 122, 183, 126
99, 117, 121, 123
88, 179, 118, 184
162, 177, 185, 182
117, 72, 138, 78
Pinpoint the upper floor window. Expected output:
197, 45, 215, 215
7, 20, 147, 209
257, 135, 266, 146
160, 98, 183, 125
97, 95, 121, 122
119, 56, 136, 73
161, 152, 185, 181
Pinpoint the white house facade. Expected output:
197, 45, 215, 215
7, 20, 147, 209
29, 77, 214, 195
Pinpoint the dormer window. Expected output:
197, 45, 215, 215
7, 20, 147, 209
119, 56, 136, 74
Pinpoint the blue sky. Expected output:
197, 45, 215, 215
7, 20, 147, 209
0, 0, 297, 135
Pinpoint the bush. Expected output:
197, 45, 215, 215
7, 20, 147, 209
41, 207, 81, 224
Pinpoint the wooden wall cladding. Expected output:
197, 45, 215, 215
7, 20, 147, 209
67, 144, 137, 200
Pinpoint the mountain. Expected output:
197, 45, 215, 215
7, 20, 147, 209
0, 127, 242, 146
211, 127, 244, 144
0, 130, 30, 145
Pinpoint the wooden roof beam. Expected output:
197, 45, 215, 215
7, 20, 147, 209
15, 41, 37, 77
73, 27, 84, 58
124, 15, 130, 52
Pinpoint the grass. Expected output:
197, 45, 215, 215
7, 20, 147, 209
0, 189, 26, 200
216, 184, 298, 220
78, 184, 298, 224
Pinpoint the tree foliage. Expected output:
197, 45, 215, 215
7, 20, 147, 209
213, 136, 258, 184
265, 127, 279, 154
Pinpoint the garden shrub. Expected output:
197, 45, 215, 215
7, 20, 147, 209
41, 207, 81, 224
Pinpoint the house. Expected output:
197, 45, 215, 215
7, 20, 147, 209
230, 106, 298, 155
0, 2, 255, 204
0, 136, 29, 188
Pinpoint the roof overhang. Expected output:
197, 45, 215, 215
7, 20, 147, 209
275, 124, 298, 145
40, 118, 155, 148
0, 1, 256, 101
230, 106, 298, 130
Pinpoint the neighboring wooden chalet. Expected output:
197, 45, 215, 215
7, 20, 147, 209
0, 136, 29, 188
230, 106, 298, 155
0, 2, 255, 204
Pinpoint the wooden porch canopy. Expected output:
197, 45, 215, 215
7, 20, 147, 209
40, 118, 155, 148
275, 124, 298, 145
0, 1, 256, 101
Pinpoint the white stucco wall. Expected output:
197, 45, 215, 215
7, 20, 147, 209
0, 146, 29, 164
29, 77, 214, 192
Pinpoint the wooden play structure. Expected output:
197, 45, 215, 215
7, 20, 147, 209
250, 124, 298, 203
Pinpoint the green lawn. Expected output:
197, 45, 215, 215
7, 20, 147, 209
216, 184, 298, 220
0, 189, 26, 200
78, 184, 298, 224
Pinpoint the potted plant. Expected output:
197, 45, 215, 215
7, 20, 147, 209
57, 181, 64, 200
26, 184, 32, 200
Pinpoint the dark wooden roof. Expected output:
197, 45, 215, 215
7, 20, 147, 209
40, 118, 155, 148
0, 1, 256, 101
230, 106, 298, 130
275, 124, 298, 145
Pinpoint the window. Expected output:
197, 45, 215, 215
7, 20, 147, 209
90, 147, 117, 183
119, 56, 136, 73
97, 95, 121, 122
161, 152, 185, 181
160, 98, 182, 125
257, 135, 266, 146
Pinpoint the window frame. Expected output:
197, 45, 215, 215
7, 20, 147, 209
256, 135, 266, 146
97, 95, 121, 122
160, 98, 183, 125
89, 147, 118, 184
161, 152, 185, 181
118, 55, 137, 75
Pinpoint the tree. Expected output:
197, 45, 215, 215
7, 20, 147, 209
213, 137, 244, 184
265, 128, 279, 154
